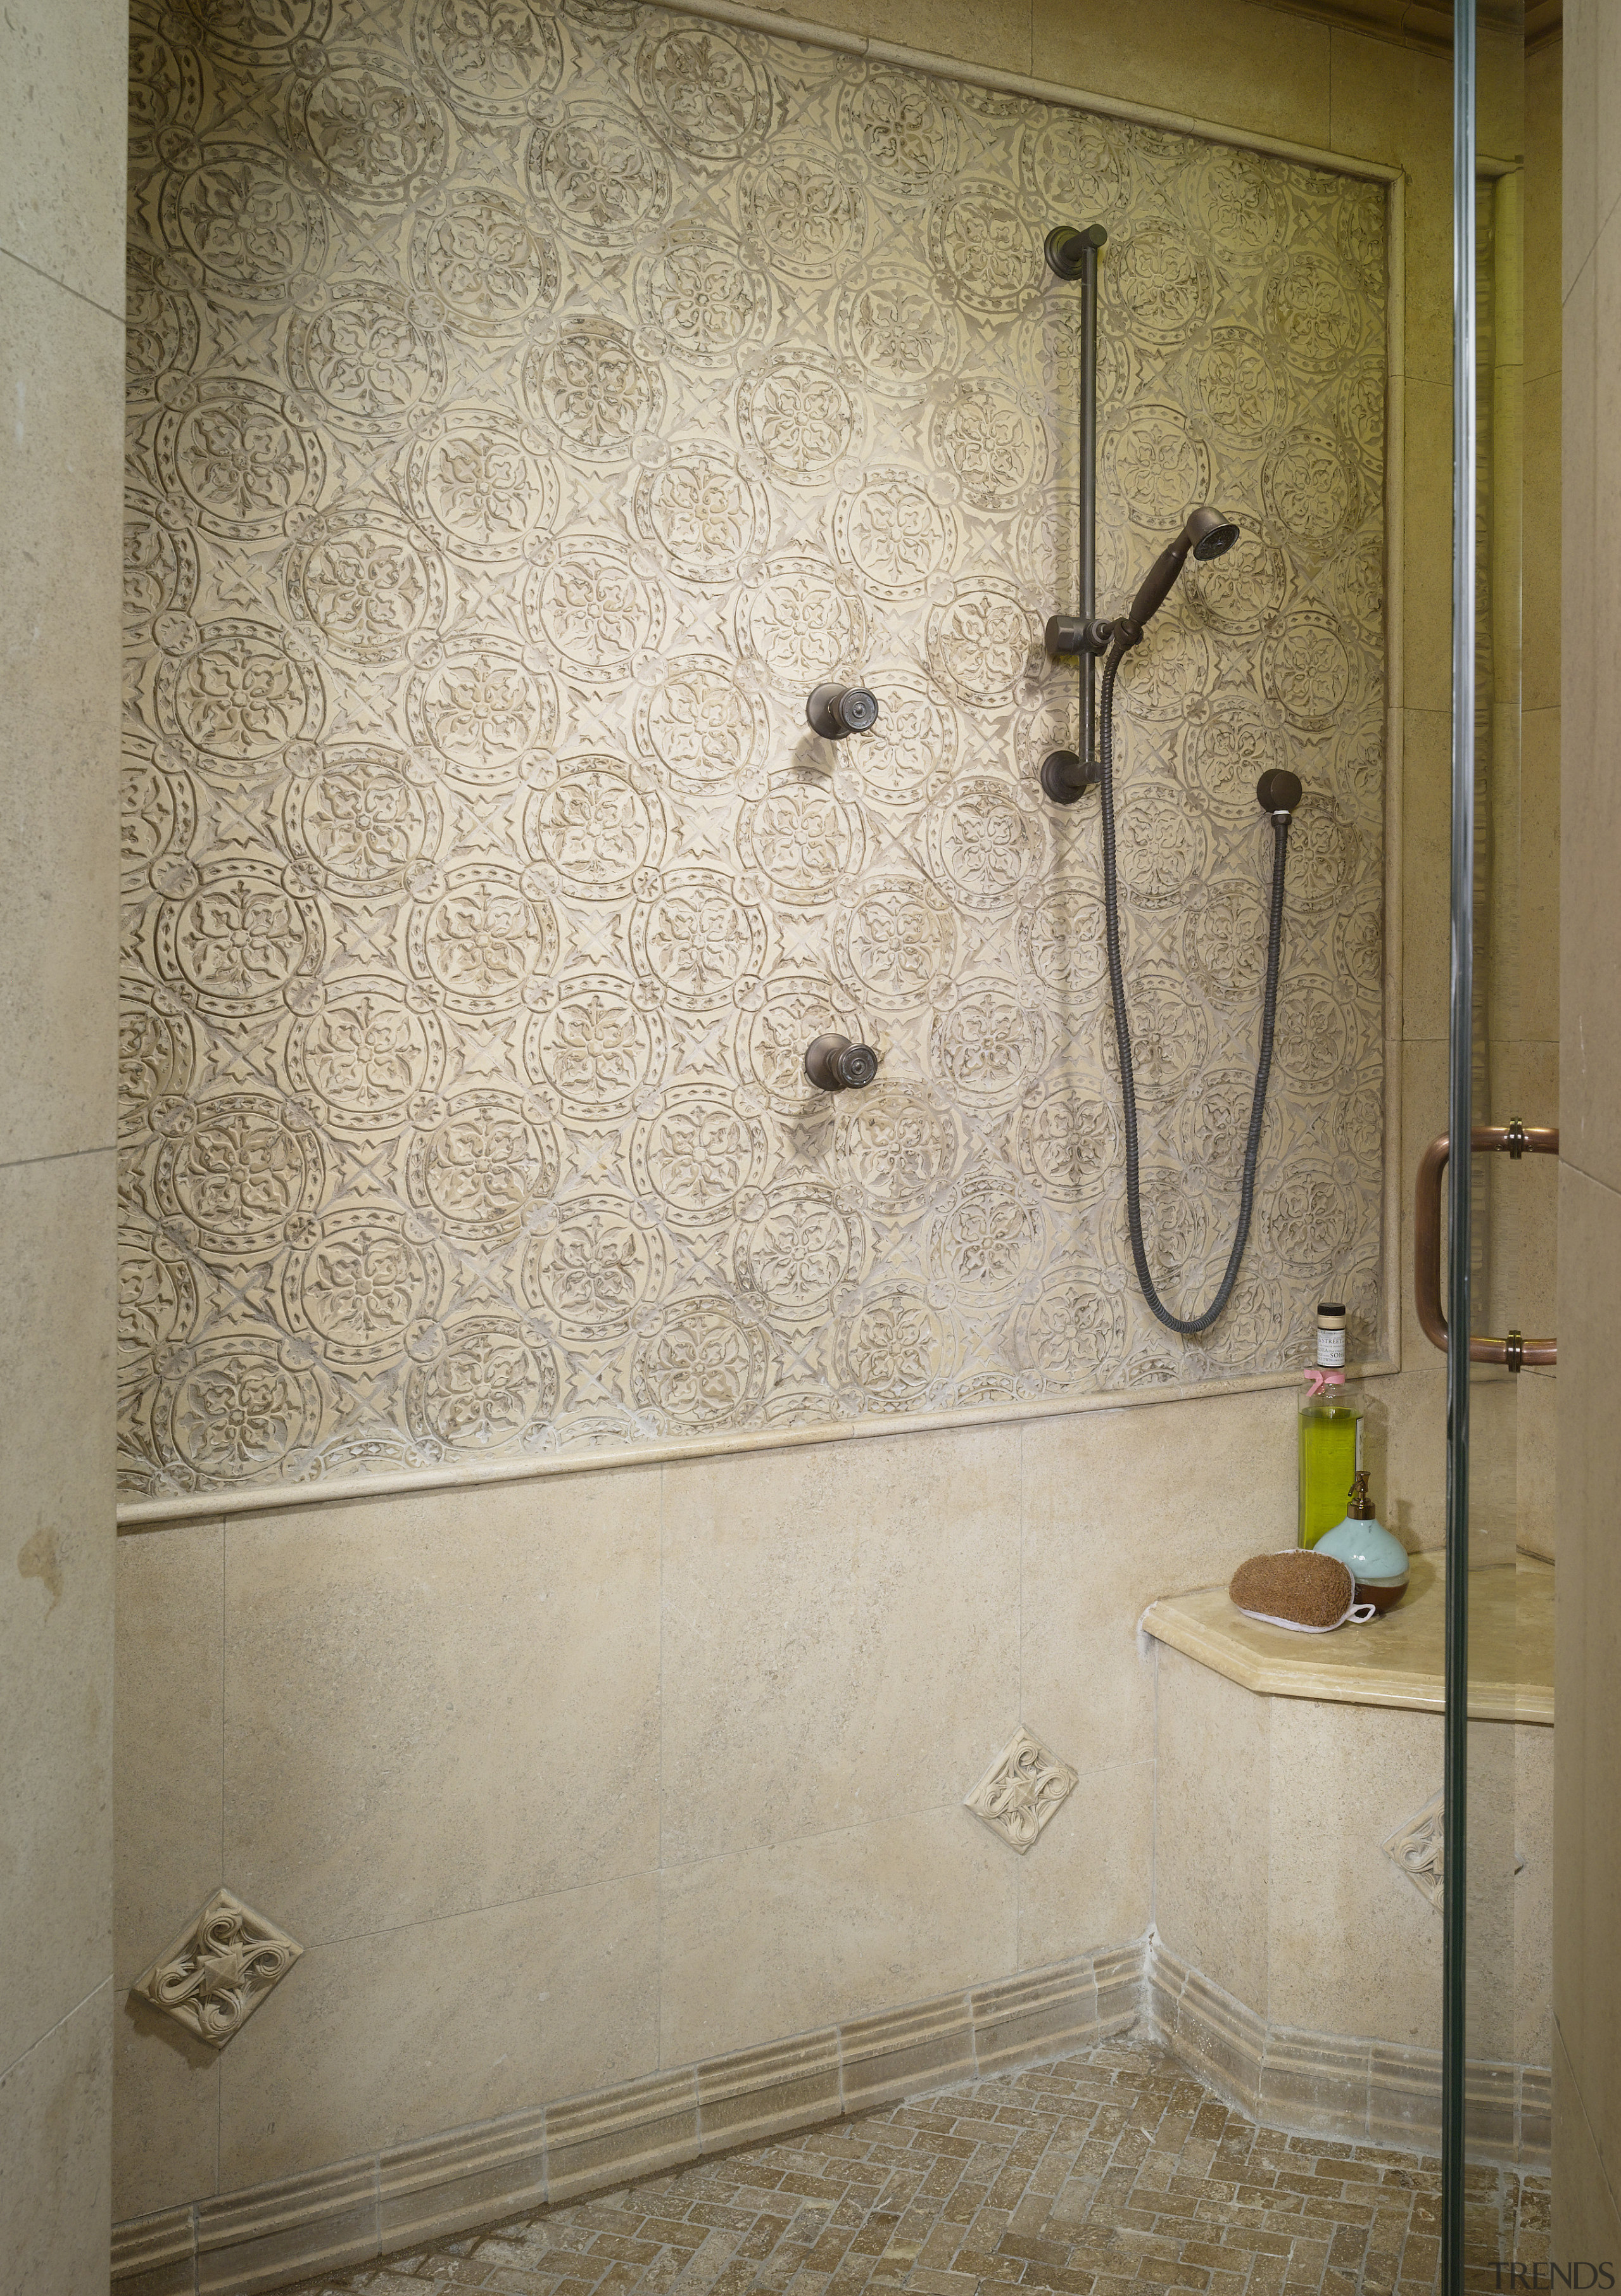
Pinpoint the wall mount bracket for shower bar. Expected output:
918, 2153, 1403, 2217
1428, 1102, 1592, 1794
1039, 221, 1109, 806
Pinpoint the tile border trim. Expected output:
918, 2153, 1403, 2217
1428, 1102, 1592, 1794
115, 1354, 1401, 1532
1147, 1934, 1551, 2168
110, 1941, 1147, 2293
634, 0, 1406, 180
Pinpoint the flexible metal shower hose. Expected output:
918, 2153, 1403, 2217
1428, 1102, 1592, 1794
1097, 636, 1291, 1335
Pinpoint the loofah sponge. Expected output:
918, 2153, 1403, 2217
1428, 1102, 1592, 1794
1230, 1548, 1359, 1632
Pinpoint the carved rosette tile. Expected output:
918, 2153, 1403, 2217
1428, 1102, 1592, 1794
132, 1888, 303, 2047
119, 3, 1389, 1494
1384, 1795, 1446, 1910
964, 1729, 1079, 1853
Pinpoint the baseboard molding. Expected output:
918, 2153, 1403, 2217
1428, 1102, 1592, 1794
111, 1933, 1551, 2296
1147, 1936, 1551, 2169
111, 1941, 1147, 2296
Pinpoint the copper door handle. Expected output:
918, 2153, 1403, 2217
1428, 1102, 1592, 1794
1414, 1122, 1558, 1368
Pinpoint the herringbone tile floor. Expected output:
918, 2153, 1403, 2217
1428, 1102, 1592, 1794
289, 2039, 1549, 2296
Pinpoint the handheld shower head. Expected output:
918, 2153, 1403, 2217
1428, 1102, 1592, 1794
1122, 505, 1241, 634
1187, 506, 1240, 560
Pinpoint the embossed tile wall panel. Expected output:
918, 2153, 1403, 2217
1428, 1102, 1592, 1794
120, 0, 1388, 1496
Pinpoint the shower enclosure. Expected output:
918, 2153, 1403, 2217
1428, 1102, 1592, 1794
1444, 4, 1557, 2288
104, 1, 1560, 2289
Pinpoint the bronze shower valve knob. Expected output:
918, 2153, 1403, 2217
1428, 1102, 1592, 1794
806, 684, 880, 740
804, 1033, 880, 1092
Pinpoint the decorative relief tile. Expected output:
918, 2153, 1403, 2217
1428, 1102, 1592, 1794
119, 0, 1389, 1498
1382, 1794, 1447, 1909
1380, 1790, 1527, 1914
964, 1727, 1079, 1851
132, 1886, 303, 2047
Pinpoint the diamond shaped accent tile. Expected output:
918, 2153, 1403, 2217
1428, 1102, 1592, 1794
1382, 1791, 1525, 1912
964, 1727, 1078, 1853
1382, 1792, 1447, 1909
132, 1887, 303, 2048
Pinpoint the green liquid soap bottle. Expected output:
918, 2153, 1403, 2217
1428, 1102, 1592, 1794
1299, 1300, 1363, 1548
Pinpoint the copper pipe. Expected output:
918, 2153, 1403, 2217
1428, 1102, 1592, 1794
1413, 1124, 1558, 1366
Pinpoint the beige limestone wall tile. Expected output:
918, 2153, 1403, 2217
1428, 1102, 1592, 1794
1562, 248, 1595, 845
1553, 2024, 1621, 2269
1014, 1758, 1152, 1971
1520, 707, 1562, 1038
1152, 1646, 1269, 2015
1026, 0, 1329, 149
1400, 710, 1451, 1049
1328, 30, 1453, 386
1524, 394, 1563, 704
1515, 1722, 1554, 2069
847, 0, 1030, 73
0, 0, 126, 312
1401, 389, 1454, 717
222, 1467, 660, 1944
0, 1149, 115, 2076
217, 1871, 658, 2189
0, 1983, 112, 2296
113, 1991, 218, 2223
1021, 1388, 1294, 1774
1554, 1163, 1621, 2145
1563, 2, 1598, 297
116, 1522, 224, 1989
1265, 1698, 1442, 2047
1563, 220, 1621, 1195
1517, 1368, 1557, 1563
660, 1425, 1018, 1865
1523, 41, 1562, 389
1378, 1357, 1448, 1554
0, 254, 122, 1164
657, 1804, 1016, 2067
1596, 5, 1621, 286
113, 1521, 225, 2221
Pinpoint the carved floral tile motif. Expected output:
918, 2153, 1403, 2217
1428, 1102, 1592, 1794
120, 0, 1387, 1497
131, 1886, 303, 2047
964, 1727, 1080, 1851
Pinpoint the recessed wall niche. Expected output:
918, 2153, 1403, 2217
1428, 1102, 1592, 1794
119, 0, 1388, 1496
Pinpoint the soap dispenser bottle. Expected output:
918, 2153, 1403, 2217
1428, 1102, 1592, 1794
1315, 1470, 1411, 1612
1298, 1301, 1363, 1548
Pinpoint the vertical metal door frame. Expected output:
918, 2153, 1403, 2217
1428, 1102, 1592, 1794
1441, 1, 1478, 2287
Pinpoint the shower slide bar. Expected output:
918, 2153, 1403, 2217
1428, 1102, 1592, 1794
1414, 1123, 1558, 1369
1038, 222, 1108, 804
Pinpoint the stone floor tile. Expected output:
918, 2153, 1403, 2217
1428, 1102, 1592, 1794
284, 2042, 1550, 2296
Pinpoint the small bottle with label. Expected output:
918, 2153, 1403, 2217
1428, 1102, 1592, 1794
1298, 1301, 1364, 1548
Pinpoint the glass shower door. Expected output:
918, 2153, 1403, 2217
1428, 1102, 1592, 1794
1444, 3, 1555, 2288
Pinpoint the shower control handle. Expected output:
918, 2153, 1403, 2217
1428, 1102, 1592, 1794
804, 1033, 880, 1092
807, 684, 880, 740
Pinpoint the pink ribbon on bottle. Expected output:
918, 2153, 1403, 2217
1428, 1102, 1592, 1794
1304, 1366, 1345, 1401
